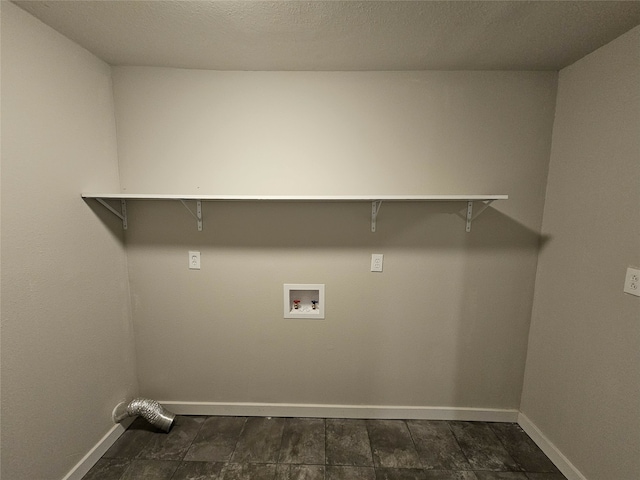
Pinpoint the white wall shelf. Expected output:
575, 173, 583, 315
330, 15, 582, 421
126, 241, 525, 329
82, 194, 508, 233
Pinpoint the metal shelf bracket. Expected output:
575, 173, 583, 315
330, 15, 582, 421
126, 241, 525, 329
96, 198, 128, 230
465, 199, 495, 232
180, 199, 203, 231
371, 200, 383, 232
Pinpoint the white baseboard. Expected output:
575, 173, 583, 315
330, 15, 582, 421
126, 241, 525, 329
518, 412, 587, 480
160, 401, 520, 422
62, 417, 133, 480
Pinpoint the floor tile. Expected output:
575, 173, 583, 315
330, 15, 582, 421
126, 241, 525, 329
230, 417, 285, 463
488, 424, 559, 473
220, 463, 277, 480
423, 471, 479, 480
449, 422, 519, 472
138, 415, 205, 460
184, 416, 247, 462
326, 419, 374, 467
275, 464, 325, 480
82, 457, 131, 480
326, 465, 377, 480
474, 473, 529, 480
375, 467, 427, 479
367, 420, 422, 468
278, 418, 325, 465
172, 461, 225, 480
103, 417, 158, 458
407, 420, 471, 470
85, 415, 563, 480
120, 459, 180, 479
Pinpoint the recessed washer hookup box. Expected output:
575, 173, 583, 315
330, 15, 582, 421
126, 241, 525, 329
284, 284, 325, 319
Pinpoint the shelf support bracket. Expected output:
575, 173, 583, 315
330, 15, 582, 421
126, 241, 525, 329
465, 200, 495, 232
96, 198, 127, 230
180, 199, 203, 231
371, 200, 383, 232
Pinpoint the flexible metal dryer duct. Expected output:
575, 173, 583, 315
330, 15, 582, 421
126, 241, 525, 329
112, 398, 175, 432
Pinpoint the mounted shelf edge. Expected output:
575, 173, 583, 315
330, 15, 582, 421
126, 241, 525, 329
82, 193, 508, 201
81, 193, 508, 232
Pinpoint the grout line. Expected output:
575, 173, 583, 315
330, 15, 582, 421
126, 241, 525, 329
403, 419, 422, 469
447, 419, 474, 469
228, 416, 248, 464
364, 418, 377, 469
484, 421, 522, 473
274, 416, 287, 466
488, 422, 526, 473
323, 418, 327, 480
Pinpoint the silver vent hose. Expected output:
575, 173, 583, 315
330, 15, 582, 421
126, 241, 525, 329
112, 398, 175, 432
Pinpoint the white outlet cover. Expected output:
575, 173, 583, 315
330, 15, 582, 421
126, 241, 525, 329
624, 267, 640, 297
189, 251, 201, 270
371, 254, 384, 272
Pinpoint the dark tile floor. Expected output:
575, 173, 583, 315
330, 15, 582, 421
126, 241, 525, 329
83, 416, 567, 480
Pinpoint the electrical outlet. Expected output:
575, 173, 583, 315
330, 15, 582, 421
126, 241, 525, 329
189, 251, 201, 270
624, 267, 640, 297
371, 254, 383, 272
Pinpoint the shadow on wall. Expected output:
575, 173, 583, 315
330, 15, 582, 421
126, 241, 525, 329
84, 198, 128, 244
84, 199, 549, 251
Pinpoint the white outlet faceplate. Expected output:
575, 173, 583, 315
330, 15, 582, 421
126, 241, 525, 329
624, 267, 640, 297
371, 254, 384, 272
189, 251, 201, 270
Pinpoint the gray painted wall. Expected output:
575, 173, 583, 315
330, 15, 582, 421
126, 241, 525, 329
522, 25, 640, 480
112, 69, 557, 410
1, 3, 137, 479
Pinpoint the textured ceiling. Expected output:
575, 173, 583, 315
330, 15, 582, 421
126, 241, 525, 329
12, 1, 640, 71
